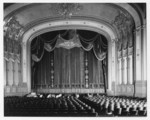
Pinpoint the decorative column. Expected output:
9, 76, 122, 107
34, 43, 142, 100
111, 39, 117, 95
122, 49, 127, 84
12, 59, 15, 86
141, 22, 147, 97
107, 39, 117, 95
84, 52, 89, 88
4, 16, 24, 88
118, 58, 122, 85
127, 56, 130, 84
121, 58, 124, 84
14, 61, 19, 86
113, 10, 135, 96
141, 22, 147, 81
128, 47, 133, 84
134, 27, 142, 81
22, 42, 27, 83
14, 43, 22, 87
108, 40, 112, 91
4, 60, 7, 86
4, 52, 9, 86
118, 51, 122, 85
134, 23, 146, 97
18, 62, 22, 86
124, 57, 127, 84
7, 60, 13, 86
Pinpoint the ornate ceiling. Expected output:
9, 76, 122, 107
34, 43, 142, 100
3, 3, 145, 51
4, 3, 137, 39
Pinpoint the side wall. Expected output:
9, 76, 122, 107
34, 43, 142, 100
4, 55, 28, 96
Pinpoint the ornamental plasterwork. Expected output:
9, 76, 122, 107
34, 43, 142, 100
4, 16, 24, 41
4, 16, 23, 60
4, 51, 20, 63
4, 16, 23, 63
113, 10, 134, 50
50, 3, 83, 18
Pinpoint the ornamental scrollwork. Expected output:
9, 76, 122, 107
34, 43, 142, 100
112, 10, 134, 51
4, 16, 23, 62
50, 3, 83, 19
4, 16, 24, 41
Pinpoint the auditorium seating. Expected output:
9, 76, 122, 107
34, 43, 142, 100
4, 94, 97, 116
79, 95, 147, 116
4, 94, 147, 117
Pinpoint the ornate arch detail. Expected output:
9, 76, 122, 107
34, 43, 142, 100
20, 19, 118, 92
4, 3, 143, 53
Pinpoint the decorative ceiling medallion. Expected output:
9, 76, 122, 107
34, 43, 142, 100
4, 16, 24, 41
50, 3, 83, 19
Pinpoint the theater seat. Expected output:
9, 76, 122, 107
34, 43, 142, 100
4, 94, 147, 117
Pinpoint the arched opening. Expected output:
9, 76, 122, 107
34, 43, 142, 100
22, 19, 117, 95
30, 29, 108, 93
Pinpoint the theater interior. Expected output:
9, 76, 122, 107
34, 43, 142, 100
3, 3, 147, 117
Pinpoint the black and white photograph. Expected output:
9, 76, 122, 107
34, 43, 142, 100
2, 1, 148, 118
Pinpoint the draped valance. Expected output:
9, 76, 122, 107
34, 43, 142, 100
31, 30, 108, 62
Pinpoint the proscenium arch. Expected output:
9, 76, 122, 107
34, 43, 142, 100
22, 19, 118, 94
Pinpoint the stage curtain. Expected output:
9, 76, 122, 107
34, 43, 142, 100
31, 31, 107, 63
32, 47, 106, 89
32, 50, 54, 89
54, 47, 84, 88
31, 30, 108, 90
87, 50, 104, 88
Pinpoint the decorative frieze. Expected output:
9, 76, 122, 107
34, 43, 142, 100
50, 3, 83, 19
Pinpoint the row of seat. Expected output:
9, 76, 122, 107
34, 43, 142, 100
4, 95, 97, 116
79, 95, 147, 116
4, 94, 147, 117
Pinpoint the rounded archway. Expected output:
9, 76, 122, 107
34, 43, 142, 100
22, 19, 118, 94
